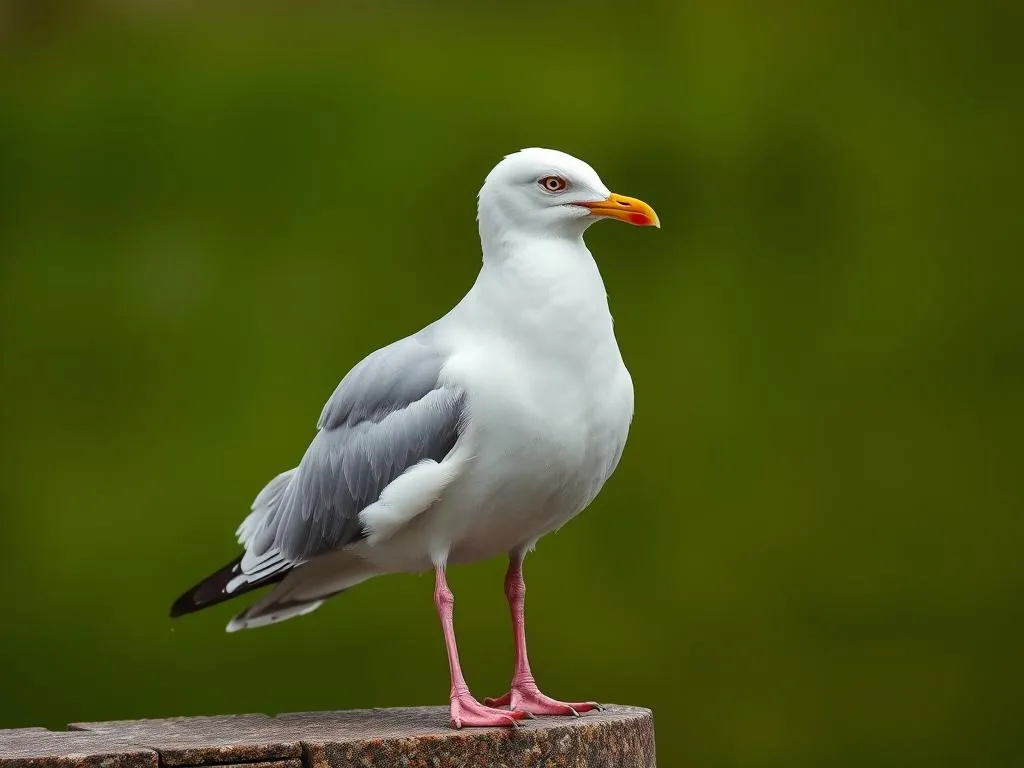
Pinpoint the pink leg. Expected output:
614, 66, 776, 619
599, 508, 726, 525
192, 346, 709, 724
434, 565, 528, 729
484, 554, 602, 716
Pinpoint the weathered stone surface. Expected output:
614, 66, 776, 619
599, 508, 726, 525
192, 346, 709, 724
68, 715, 299, 766
71, 705, 654, 768
0, 727, 158, 768
293, 705, 655, 768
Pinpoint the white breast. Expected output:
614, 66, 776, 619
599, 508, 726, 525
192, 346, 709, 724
431, 343, 631, 562
432, 239, 635, 561
358, 237, 635, 572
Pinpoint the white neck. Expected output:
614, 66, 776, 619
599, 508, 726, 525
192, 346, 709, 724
457, 228, 617, 365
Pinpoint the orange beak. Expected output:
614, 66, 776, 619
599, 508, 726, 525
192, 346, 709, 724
577, 192, 660, 228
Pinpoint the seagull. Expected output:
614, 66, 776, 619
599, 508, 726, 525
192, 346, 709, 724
170, 147, 660, 728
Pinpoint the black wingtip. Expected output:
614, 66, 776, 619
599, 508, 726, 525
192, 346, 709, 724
169, 555, 287, 619
169, 576, 217, 618
169, 586, 202, 618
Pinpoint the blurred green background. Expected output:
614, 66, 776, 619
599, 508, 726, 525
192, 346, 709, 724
1, 1, 1020, 766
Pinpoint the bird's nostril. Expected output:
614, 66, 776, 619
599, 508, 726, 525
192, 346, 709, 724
616, 200, 630, 207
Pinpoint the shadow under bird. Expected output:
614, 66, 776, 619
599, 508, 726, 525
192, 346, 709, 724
170, 147, 660, 728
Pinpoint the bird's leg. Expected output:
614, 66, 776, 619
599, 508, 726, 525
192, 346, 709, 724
434, 565, 528, 729
484, 554, 602, 716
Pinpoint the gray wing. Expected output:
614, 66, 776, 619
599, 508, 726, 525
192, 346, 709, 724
237, 333, 465, 574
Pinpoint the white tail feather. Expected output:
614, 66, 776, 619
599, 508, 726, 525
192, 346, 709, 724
224, 550, 378, 631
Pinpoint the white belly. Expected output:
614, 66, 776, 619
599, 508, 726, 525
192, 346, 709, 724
363, 335, 634, 571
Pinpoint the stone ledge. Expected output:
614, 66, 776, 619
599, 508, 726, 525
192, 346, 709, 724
0, 728, 157, 768
1, 705, 655, 768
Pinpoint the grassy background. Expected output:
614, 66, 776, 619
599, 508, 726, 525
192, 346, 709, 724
0, 2, 1020, 766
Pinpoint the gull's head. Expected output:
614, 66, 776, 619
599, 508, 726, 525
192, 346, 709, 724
477, 147, 660, 242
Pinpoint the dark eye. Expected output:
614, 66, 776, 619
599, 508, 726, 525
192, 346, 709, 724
539, 175, 568, 193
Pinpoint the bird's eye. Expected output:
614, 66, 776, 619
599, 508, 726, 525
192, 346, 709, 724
539, 175, 568, 193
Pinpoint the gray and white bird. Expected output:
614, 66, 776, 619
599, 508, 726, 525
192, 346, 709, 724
170, 147, 660, 728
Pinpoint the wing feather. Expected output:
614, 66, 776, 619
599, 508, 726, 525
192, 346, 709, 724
248, 335, 464, 565
171, 333, 466, 616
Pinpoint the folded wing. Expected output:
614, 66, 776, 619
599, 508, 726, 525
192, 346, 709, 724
169, 333, 466, 618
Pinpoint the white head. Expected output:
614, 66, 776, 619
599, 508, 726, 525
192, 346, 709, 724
476, 148, 659, 246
